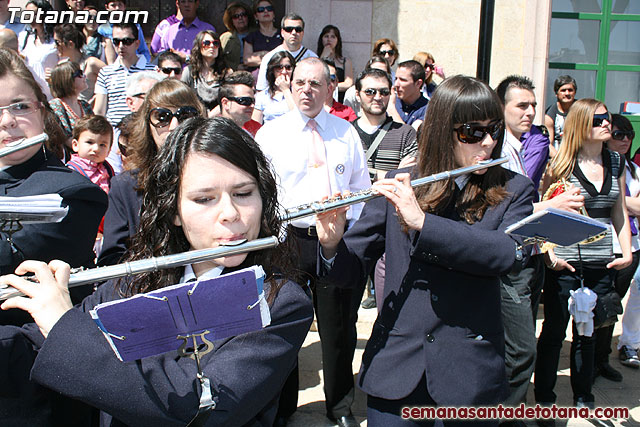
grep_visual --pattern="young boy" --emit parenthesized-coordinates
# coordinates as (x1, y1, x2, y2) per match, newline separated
(67, 115, 114, 192)
(67, 115, 114, 245)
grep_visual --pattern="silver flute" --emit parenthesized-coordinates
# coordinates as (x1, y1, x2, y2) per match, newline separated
(0, 133, 49, 158)
(281, 157, 509, 222)
(0, 236, 278, 301)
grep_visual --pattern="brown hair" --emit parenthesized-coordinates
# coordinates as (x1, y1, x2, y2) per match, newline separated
(0, 48, 67, 158)
(127, 79, 205, 186)
(414, 75, 508, 224)
(222, 2, 252, 33)
(72, 114, 113, 142)
(49, 60, 81, 99)
(189, 30, 225, 82)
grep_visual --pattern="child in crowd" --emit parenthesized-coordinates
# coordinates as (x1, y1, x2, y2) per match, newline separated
(66, 115, 114, 251)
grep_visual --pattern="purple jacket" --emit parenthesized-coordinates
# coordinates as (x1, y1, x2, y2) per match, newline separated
(521, 125, 550, 194)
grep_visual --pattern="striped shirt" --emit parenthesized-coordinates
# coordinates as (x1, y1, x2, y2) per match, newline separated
(554, 148, 623, 264)
(352, 116, 418, 173)
(95, 55, 156, 126)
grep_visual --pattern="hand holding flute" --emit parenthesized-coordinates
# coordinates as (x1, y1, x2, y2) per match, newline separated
(1, 260, 73, 338)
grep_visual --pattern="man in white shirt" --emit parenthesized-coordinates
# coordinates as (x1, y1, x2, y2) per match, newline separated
(0, 0, 24, 35)
(256, 57, 369, 427)
(255, 13, 316, 92)
(94, 23, 155, 127)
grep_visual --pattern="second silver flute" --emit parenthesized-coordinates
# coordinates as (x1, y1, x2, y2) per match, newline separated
(281, 157, 509, 222)
(0, 236, 278, 302)
(0, 133, 49, 158)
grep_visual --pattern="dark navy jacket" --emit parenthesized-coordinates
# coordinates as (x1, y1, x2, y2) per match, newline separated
(0, 276, 313, 426)
(322, 169, 535, 405)
(98, 169, 142, 266)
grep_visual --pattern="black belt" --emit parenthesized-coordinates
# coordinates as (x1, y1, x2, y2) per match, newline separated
(289, 222, 349, 238)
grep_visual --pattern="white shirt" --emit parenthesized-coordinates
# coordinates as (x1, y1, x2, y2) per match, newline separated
(181, 264, 225, 283)
(255, 108, 371, 228)
(256, 45, 317, 92)
(613, 161, 640, 254)
(501, 131, 527, 176)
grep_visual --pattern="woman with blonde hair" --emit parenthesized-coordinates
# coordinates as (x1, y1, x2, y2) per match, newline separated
(98, 79, 205, 266)
(412, 51, 445, 100)
(535, 98, 632, 409)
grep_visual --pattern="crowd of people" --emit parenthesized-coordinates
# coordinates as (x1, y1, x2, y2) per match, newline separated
(0, 1, 638, 427)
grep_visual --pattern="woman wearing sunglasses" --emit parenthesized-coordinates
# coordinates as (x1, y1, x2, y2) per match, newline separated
(372, 38, 398, 81)
(48, 60, 93, 155)
(53, 23, 107, 107)
(243, 0, 282, 72)
(181, 30, 226, 112)
(593, 114, 640, 377)
(316, 75, 535, 424)
(220, 2, 252, 71)
(98, 79, 205, 267)
(252, 50, 295, 124)
(413, 51, 445, 101)
(0, 117, 313, 426)
(535, 100, 632, 410)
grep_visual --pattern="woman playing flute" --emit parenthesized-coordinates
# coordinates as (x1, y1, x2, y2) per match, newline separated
(316, 75, 535, 426)
(0, 117, 313, 426)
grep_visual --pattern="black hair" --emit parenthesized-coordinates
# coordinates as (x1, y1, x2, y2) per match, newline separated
(495, 75, 535, 105)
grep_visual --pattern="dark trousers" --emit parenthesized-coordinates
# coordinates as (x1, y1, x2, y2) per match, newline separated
(594, 251, 639, 367)
(367, 376, 497, 427)
(500, 254, 544, 405)
(279, 226, 359, 419)
(534, 265, 615, 404)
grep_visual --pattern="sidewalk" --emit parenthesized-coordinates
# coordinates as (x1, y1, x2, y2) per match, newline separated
(288, 292, 640, 427)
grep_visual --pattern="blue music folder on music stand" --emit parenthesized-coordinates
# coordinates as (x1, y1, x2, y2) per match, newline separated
(505, 208, 608, 247)
(90, 265, 270, 362)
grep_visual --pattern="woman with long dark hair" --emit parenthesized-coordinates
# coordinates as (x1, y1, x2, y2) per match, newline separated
(252, 50, 295, 124)
(535, 99, 632, 408)
(181, 30, 227, 112)
(0, 117, 313, 426)
(317, 25, 353, 103)
(98, 79, 206, 266)
(317, 75, 535, 424)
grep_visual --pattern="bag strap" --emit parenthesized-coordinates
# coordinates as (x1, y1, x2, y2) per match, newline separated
(294, 47, 308, 62)
(365, 119, 393, 162)
(67, 160, 90, 179)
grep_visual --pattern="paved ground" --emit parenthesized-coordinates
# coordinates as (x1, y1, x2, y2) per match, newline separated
(287, 292, 640, 427)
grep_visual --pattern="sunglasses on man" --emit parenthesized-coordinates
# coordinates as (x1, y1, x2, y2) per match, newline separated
(362, 87, 391, 97)
(113, 37, 136, 46)
(454, 120, 503, 144)
(149, 106, 199, 128)
(283, 26, 303, 33)
(226, 96, 255, 106)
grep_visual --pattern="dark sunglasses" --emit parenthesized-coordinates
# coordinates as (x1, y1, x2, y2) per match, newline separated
(283, 26, 303, 33)
(113, 37, 136, 46)
(362, 87, 391, 97)
(226, 96, 255, 106)
(592, 112, 611, 127)
(275, 64, 292, 71)
(160, 66, 182, 75)
(424, 63, 434, 70)
(232, 12, 248, 19)
(256, 5, 274, 12)
(201, 39, 220, 48)
(454, 121, 503, 144)
(72, 69, 84, 78)
(379, 49, 395, 56)
(149, 106, 199, 128)
(612, 130, 635, 141)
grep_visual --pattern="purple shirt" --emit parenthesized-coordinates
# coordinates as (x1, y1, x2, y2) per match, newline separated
(520, 125, 550, 194)
(159, 17, 215, 55)
(150, 15, 180, 55)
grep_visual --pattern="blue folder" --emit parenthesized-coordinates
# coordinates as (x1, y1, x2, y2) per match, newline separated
(505, 208, 608, 247)
(90, 266, 270, 362)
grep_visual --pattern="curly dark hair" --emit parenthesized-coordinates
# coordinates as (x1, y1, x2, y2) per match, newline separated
(124, 117, 299, 302)
(266, 50, 294, 96)
(189, 30, 226, 83)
